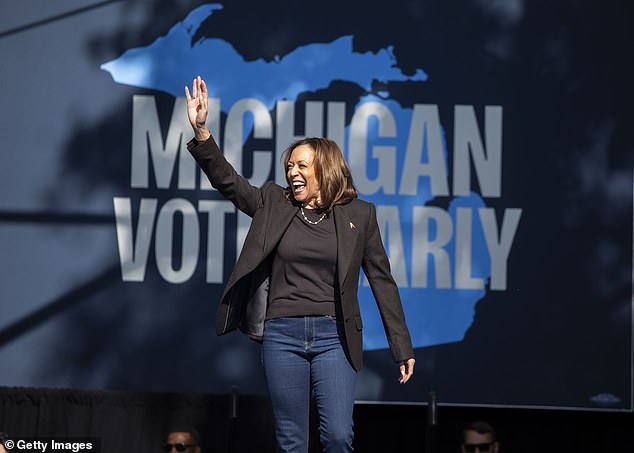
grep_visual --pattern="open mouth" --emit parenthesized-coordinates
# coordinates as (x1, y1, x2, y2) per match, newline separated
(292, 180, 306, 196)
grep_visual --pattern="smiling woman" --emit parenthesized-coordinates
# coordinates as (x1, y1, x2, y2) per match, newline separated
(286, 144, 320, 206)
(184, 76, 415, 452)
(282, 137, 358, 212)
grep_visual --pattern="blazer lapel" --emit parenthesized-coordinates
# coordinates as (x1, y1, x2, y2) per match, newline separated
(263, 199, 298, 255)
(334, 204, 358, 287)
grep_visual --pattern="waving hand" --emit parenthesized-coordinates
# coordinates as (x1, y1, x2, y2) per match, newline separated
(185, 76, 211, 142)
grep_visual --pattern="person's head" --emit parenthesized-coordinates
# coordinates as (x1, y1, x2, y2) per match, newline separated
(0, 432, 10, 452)
(282, 137, 357, 211)
(461, 421, 499, 453)
(163, 428, 201, 453)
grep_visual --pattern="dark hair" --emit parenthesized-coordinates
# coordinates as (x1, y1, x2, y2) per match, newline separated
(462, 421, 497, 442)
(166, 426, 201, 445)
(282, 137, 358, 212)
(1, 432, 12, 451)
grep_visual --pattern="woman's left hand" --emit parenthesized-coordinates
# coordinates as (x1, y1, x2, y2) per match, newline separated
(398, 358, 415, 384)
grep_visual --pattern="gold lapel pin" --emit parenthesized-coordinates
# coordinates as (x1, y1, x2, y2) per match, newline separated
(350, 222, 356, 229)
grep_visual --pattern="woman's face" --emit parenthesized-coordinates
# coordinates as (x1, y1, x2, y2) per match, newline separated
(287, 144, 320, 207)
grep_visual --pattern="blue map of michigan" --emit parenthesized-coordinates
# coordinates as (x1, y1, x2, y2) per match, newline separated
(101, 2, 489, 351)
(101, 3, 427, 107)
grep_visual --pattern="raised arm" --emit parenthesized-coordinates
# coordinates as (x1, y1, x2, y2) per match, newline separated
(185, 77, 263, 217)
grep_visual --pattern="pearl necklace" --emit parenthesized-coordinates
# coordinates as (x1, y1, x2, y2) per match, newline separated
(300, 207, 326, 225)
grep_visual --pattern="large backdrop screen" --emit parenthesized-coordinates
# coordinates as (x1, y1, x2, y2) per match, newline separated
(1, 0, 632, 410)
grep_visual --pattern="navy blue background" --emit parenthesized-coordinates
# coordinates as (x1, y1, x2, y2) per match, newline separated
(0, 0, 631, 410)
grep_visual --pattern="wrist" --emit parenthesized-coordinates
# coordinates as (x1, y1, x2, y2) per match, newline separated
(194, 126, 211, 142)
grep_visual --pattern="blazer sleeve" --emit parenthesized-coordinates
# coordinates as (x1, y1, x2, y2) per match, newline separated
(187, 136, 264, 217)
(361, 203, 415, 363)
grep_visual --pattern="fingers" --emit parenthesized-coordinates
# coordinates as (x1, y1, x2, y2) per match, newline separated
(185, 76, 207, 104)
(398, 358, 415, 384)
(200, 77, 208, 111)
(185, 77, 209, 134)
(398, 364, 410, 384)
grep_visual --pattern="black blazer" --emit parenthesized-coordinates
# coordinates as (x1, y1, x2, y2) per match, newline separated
(188, 137, 414, 371)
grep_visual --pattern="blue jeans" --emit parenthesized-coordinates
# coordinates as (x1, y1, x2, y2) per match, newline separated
(262, 315, 358, 453)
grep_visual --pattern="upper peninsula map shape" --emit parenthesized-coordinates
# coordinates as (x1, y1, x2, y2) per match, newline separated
(101, 3, 427, 108)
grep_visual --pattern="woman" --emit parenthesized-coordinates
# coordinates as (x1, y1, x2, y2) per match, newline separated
(185, 77, 415, 452)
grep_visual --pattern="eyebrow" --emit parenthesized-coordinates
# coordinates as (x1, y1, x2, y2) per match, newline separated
(287, 159, 311, 165)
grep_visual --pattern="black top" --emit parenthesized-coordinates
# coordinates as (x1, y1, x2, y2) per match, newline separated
(188, 135, 415, 370)
(267, 208, 338, 319)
